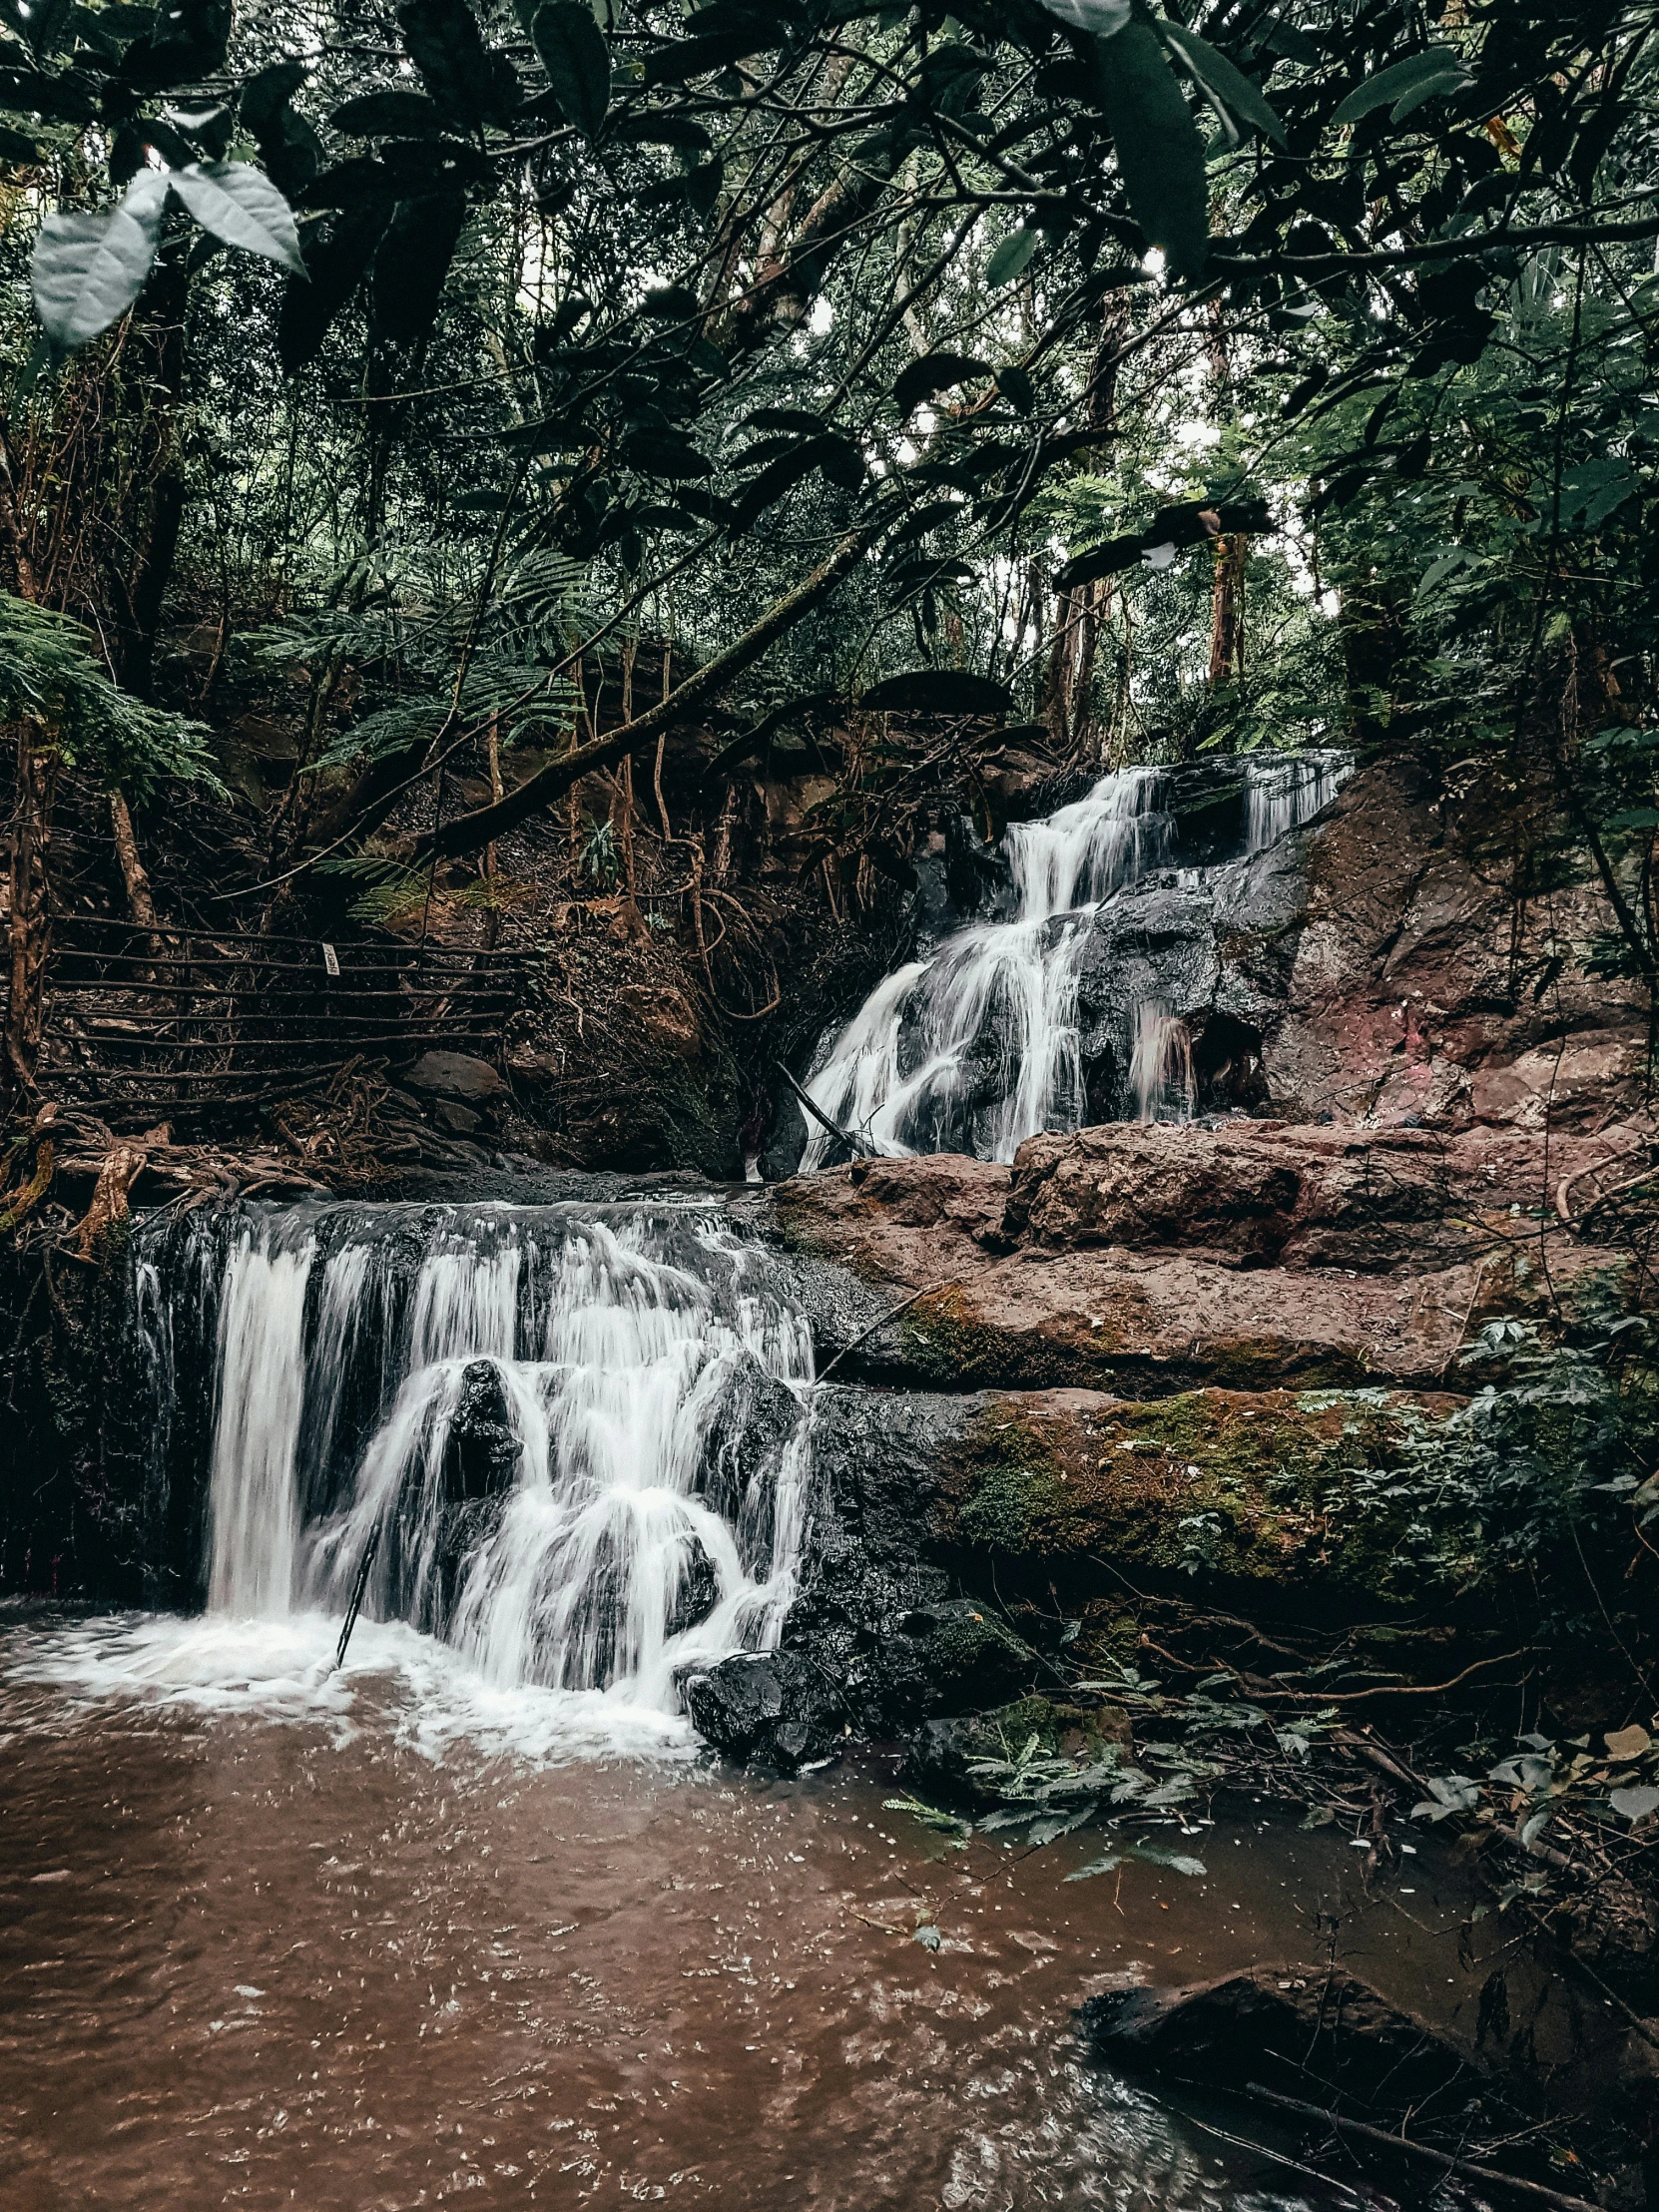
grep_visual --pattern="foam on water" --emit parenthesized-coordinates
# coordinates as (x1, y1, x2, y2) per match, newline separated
(112, 1197, 818, 1760)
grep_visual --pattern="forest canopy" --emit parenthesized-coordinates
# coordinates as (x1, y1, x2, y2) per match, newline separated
(0, 0, 1653, 958)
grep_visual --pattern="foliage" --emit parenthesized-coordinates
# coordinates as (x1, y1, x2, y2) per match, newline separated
(1309, 1294, 1659, 1591)
(0, 593, 221, 799)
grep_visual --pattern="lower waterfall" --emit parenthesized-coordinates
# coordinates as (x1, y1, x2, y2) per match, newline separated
(136, 1200, 816, 1717)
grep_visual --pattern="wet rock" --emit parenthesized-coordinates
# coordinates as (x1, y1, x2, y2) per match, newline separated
(678, 1651, 836, 1770)
(442, 1361, 522, 1501)
(1082, 1968, 1483, 2116)
(906, 1695, 1133, 1806)
(666, 1535, 721, 1637)
(404, 1051, 506, 1102)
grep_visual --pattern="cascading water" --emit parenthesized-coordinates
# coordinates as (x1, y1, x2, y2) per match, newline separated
(803, 770, 1173, 1166)
(136, 1200, 816, 1719)
(803, 749, 1350, 1165)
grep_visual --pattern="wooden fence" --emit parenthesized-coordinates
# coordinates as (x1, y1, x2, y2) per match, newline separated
(29, 914, 525, 1125)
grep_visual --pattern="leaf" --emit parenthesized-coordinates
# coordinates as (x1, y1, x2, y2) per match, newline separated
(1610, 1785, 1659, 1824)
(31, 168, 168, 350)
(1089, 19, 1209, 280)
(1156, 22, 1285, 147)
(1064, 1853, 1125, 1881)
(1041, 0, 1131, 32)
(397, 0, 521, 130)
(894, 350, 990, 415)
(995, 364, 1034, 414)
(331, 90, 447, 138)
(278, 197, 395, 370)
(1128, 1841, 1207, 1876)
(369, 189, 468, 346)
(167, 162, 304, 273)
(623, 427, 713, 479)
(986, 228, 1039, 287)
(532, 1, 610, 143)
(859, 670, 1012, 718)
(1605, 1725, 1652, 1762)
(242, 59, 324, 199)
(1331, 48, 1469, 127)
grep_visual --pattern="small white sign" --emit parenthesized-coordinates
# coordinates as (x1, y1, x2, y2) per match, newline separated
(321, 941, 339, 977)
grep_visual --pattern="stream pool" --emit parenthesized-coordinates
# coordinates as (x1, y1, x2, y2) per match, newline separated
(0, 1607, 1537, 2212)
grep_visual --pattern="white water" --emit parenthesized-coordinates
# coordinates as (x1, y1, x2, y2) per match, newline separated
(803, 769, 1172, 1166)
(1246, 748, 1350, 850)
(140, 1203, 816, 1735)
(803, 752, 1350, 1165)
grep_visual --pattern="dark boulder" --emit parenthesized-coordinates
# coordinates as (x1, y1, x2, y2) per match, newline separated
(1082, 1968, 1483, 2118)
(906, 1694, 1132, 1806)
(442, 1361, 523, 1501)
(666, 1534, 721, 1637)
(678, 1650, 838, 1771)
(404, 1051, 506, 1103)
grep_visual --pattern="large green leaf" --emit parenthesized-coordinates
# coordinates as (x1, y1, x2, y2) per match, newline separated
(242, 60, 323, 199)
(370, 190, 469, 346)
(397, 0, 520, 130)
(894, 349, 990, 415)
(532, 1, 610, 143)
(986, 227, 1039, 287)
(1156, 21, 1285, 147)
(1091, 19, 1209, 279)
(331, 90, 447, 139)
(31, 168, 167, 349)
(1041, 0, 1131, 32)
(860, 670, 1012, 717)
(278, 197, 394, 369)
(168, 162, 304, 272)
(622, 426, 714, 478)
(1331, 48, 1469, 126)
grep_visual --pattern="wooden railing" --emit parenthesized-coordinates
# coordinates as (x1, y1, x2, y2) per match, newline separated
(30, 915, 525, 1123)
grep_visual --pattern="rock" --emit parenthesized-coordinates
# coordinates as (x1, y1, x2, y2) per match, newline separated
(906, 1694, 1133, 1805)
(433, 1099, 482, 1134)
(665, 1535, 721, 1636)
(1082, 1968, 1483, 2115)
(770, 1120, 1642, 1392)
(442, 1361, 523, 1501)
(678, 1650, 836, 1770)
(404, 1051, 506, 1102)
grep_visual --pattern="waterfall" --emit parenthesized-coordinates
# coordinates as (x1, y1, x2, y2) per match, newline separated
(139, 1201, 816, 1717)
(802, 770, 1172, 1167)
(801, 750, 1350, 1167)
(1129, 1004, 1196, 1125)
(1245, 748, 1349, 850)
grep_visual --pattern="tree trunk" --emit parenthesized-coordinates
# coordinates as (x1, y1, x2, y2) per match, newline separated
(6, 722, 58, 1100)
(1207, 534, 1249, 690)
(109, 788, 159, 927)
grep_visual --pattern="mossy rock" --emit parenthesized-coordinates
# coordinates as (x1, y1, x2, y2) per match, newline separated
(906, 1692, 1134, 1807)
(939, 1385, 1473, 1607)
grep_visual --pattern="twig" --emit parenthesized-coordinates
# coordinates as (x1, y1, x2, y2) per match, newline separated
(817, 1283, 945, 1382)
(1241, 2083, 1604, 2212)
(333, 1520, 383, 1672)
(776, 1059, 856, 1152)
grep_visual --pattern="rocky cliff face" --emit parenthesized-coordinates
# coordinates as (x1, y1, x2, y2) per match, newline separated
(677, 751, 1654, 1769)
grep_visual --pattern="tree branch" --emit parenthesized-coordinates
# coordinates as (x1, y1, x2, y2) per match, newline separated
(412, 525, 873, 862)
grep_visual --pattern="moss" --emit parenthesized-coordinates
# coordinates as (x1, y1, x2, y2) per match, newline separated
(942, 1385, 1467, 1606)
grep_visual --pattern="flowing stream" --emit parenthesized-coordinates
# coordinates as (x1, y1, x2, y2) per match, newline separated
(3, 1600, 1532, 2212)
(803, 751, 1350, 1166)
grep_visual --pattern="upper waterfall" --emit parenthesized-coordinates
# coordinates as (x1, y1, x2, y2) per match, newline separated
(802, 749, 1350, 1167)
(137, 1200, 816, 1718)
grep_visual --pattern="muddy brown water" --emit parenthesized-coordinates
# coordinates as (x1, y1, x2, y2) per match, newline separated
(0, 1610, 1614, 2211)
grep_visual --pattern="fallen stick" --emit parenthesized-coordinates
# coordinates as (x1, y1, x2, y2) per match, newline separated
(776, 1061, 857, 1153)
(1242, 2083, 1604, 2212)
(333, 1521, 384, 1671)
(816, 1283, 944, 1382)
